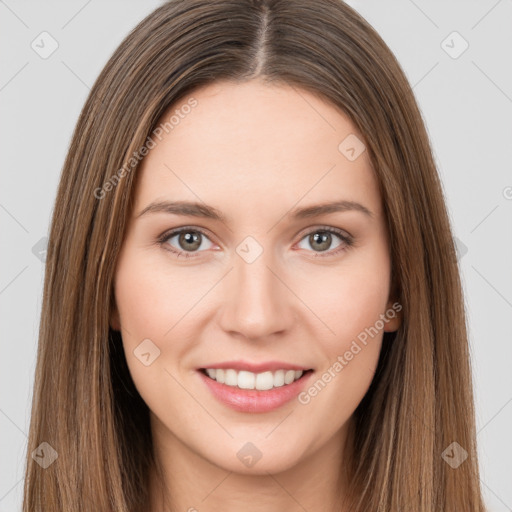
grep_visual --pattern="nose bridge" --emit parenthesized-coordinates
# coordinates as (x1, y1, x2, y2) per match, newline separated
(219, 239, 294, 339)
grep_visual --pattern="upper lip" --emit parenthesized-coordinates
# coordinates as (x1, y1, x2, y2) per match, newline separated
(199, 360, 313, 373)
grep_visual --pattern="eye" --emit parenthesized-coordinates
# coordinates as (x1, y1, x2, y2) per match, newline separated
(158, 225, 354, 260)
(158, 227, 215, 259)
(296, 227, 354, 258)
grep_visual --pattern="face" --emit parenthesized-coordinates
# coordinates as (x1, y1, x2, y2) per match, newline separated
(111, 79, 401, 476)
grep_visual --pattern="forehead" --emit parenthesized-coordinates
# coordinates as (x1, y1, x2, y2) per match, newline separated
(133, 80, 382, 221)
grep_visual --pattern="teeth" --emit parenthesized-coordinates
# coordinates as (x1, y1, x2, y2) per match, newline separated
(204, 368, 305, 390)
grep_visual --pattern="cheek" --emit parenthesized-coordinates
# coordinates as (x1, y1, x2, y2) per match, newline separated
(113, 251, 185, 409)
(114, 250, 191, 338)
(326, 274, 389, 345)
(113, 248, 214, 380)
(314, 277, 385, 395)
(298, 246, 391, 344)
(295, 245, 390, 403)
(297, 272, 388, 424)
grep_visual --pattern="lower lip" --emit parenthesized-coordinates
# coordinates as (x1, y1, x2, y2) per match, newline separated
(197, 369, 314, 413)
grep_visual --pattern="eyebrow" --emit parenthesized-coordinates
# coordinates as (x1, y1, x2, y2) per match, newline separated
(136, 199, 373, 222)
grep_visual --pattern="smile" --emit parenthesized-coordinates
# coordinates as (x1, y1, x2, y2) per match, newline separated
(201, 368, 307, 390)
(197, 368, 314, 413)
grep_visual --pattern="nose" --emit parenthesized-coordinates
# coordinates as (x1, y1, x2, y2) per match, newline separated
(217, 247, 296, 341)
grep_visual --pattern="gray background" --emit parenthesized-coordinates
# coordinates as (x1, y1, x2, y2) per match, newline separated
(1, 0, 511, 510)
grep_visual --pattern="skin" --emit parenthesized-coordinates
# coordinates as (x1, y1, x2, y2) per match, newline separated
(111, 79, 401, 512)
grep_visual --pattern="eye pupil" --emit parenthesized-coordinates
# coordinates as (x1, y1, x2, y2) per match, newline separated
(310, 232, 331, 252)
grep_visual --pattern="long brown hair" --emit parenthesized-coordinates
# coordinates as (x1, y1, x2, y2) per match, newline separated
(23, 1, 487, 510)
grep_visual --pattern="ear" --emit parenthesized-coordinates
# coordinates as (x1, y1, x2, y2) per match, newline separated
(384, 270, 402, 332)
(383, 298, 402, 332)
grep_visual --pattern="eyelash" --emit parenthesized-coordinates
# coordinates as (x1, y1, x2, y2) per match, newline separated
(157, 225, 354, 260)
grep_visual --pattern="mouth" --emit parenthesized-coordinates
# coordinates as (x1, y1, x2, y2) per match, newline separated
(197, 367, 314, 413)
(198, 367, 314, 391)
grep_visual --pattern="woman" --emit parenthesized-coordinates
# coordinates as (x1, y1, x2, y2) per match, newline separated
(23, 0, 487, 510)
